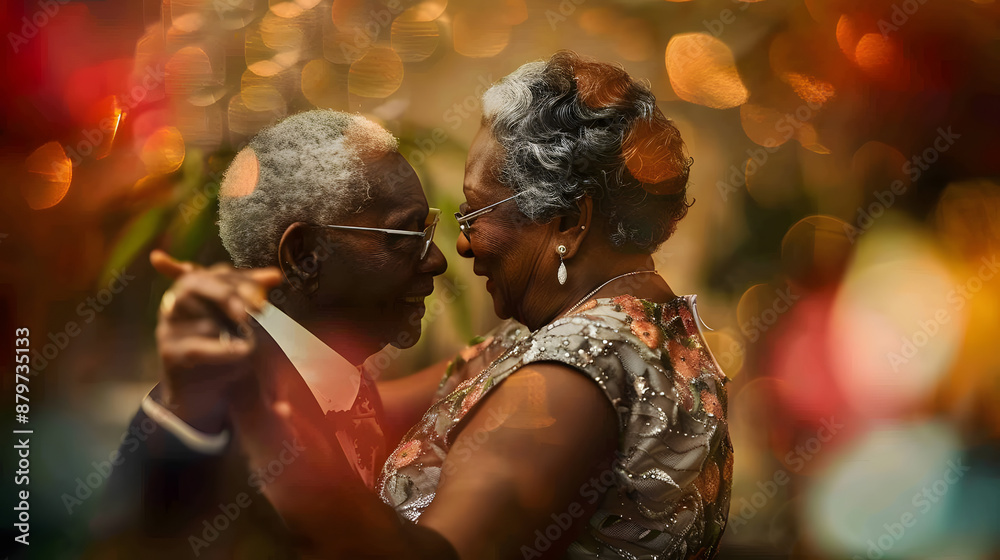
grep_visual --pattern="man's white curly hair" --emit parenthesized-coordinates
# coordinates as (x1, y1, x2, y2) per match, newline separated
(218, 110, 398, 268)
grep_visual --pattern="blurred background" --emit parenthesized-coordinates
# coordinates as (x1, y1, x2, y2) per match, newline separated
(1, 0, 999, 558)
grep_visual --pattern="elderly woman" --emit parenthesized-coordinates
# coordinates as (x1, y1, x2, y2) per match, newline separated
(246, 52, 732, 560)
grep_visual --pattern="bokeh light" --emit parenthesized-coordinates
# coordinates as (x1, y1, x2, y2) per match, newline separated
(665, 33, 749, 109)
(22, 142, 73, 210)
(141, 126, 186, 176)
(348, 47, 404, 98)
(830, 223, 965, 418)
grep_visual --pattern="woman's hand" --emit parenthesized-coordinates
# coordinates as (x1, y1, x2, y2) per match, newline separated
(152, 250, 283, 432)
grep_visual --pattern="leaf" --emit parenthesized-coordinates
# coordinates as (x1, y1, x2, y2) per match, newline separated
(99, 207, 167, 287)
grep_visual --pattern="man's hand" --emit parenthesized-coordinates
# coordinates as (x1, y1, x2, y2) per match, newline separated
(152, 250, 283, 432)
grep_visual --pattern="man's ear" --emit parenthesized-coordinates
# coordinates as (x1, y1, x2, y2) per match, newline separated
(278, 222, 320, 295)
(555, 196, 594, 259)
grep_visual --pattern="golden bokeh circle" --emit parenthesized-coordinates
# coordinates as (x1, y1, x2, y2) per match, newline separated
(665, 33, 749, 109)
(141, 127, 186, 176)
(348, 47, 404, 98)
(22, 142, 72, 210)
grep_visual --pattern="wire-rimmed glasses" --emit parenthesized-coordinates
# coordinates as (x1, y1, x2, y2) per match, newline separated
(316, 208, 441, 260)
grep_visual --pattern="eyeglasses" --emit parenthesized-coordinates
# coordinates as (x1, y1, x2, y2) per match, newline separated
(454, 193, 523, 241)
(315, 208, 441, 260)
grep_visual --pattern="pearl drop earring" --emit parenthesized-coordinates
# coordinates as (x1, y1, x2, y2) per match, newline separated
(556, 245, 568, 285)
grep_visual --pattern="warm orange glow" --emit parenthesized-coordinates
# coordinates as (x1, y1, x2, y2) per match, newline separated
(702, 329, 744, 378)
(220, 149, 260, 198)
(796, 122, 830, 154)
(781, 215, 853, 287)
(301, 59, 348, 108)
(854, 33, 908, 88)
(228, 93, 289, 136)
(396, 0, 448, 22)
(611, 18, 656, 62)
(453, 10, 511, 58)
(246, 15, 303, 76)
(166, 46, 219, 97)
(665, 33, 749, 109)
(835, 14, 860, 63)
(349, 47, 404, 98)
(498, 0, 528, 25)
(269, 1, 305, 19)
(331, 0, 369, 31)
(173, 104, 224, 151)
(855, 33, 895, 73)
(740, 103, 828, 154)
(578, 7, 619, 36)
(391, 19, 441, 62)
(141, 127, 186, 176)
(781, 72, 836, 106)
(92, 95, 123, 160)
(242, 85, 286, 112)
(740, 104, 791, 148)
(23, 142, 73, 210)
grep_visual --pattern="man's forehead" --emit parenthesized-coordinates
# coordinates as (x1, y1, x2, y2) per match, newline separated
(366, 152, 426, 214)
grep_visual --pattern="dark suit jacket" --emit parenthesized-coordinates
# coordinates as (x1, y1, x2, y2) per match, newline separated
(87, 370, 386, 560)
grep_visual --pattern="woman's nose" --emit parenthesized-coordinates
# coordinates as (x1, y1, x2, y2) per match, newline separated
(456, 233, 474, 259)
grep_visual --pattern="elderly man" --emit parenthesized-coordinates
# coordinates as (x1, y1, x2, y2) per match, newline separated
(90, 110, 452, 558)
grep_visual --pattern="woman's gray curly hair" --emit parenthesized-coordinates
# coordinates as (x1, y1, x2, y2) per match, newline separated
(218, 110, 398, 268)
(481, 51, 693, 253)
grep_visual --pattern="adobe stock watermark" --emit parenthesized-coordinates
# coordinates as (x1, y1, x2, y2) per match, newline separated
(60, 414, 160, 515)
(844, 126, 960, 243)
(716, 97, 830, 202)
(189, 438, 304, 556)
(852, 458, 970, 560)
(545, 0, 586, 30)
(521, 467, 619, 559)
(878, 0, 931, 38)
(64, 64, 166, 168)
(715, 286, 799, 372)
(702, 0, 754, 39)
(887, 254, 998, 372)
(729, 417, 844, 533)
(180, 164, 228, 224)
(443, 405, 513, 477)
(7, 0, 70, 53)
(30, 269, 137, 374)
(333, 0, 405, 62)
(398, 72, 494, 170)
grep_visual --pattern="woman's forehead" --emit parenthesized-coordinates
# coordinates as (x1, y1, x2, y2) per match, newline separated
(464, 130, 507, 200)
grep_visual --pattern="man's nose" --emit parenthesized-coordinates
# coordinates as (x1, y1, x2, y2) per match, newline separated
(420, 242, 449, 276)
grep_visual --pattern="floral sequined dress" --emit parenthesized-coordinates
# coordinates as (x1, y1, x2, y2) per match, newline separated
(378, 295, 733, 559)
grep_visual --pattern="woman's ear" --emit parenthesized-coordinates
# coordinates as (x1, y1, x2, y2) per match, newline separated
(556, 196, 593, 259)
(278, 222, 321, 295)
